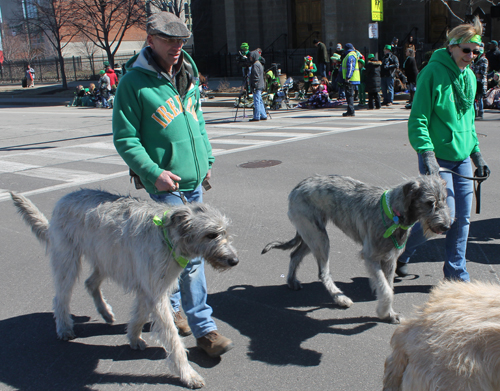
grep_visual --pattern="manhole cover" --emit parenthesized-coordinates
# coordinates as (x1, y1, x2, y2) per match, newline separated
(238, 160, 282, 168)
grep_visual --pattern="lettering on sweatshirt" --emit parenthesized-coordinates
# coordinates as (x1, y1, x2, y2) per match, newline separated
(151, 95, 198, 128)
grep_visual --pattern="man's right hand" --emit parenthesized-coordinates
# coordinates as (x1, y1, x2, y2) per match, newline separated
(155, 170, 182, 192)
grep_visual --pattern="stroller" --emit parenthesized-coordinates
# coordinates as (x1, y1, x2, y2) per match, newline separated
(270, 77, 295, 110)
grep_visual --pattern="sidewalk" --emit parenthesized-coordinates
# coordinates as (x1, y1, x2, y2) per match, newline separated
(0, 77, 409, 108)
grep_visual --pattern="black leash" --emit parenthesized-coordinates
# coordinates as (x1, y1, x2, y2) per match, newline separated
(438, 167, 490, 214)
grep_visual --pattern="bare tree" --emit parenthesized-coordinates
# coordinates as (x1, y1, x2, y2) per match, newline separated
(12, 0, 81, 89)
(421, 0, 500, 22)
(73, 0, 146, 68)
(76, 34, 100, 75)
(148, 0, 185, 17)
(0, 27, 43, 63)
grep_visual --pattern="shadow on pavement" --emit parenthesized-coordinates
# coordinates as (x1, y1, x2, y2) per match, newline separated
(0, 313, 190, 390)
(209, 280, 383, 367)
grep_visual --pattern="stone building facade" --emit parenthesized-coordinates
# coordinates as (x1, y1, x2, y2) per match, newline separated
(192, 0, 500, 75)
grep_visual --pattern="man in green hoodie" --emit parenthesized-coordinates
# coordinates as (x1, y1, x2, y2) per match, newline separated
(112, 11, 233, 358)
(396, 17, 490, 282)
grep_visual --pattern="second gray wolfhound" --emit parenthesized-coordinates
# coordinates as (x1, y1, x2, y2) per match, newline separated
(262, 175, 451, 323)
(383, 280, 500, 391)
(11, 189, 239, 389)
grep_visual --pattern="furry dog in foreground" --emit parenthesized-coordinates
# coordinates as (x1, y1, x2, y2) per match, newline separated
(383, 280, 500, 391)
(11, 189, 239, 389)
(262, 175, 451, 324)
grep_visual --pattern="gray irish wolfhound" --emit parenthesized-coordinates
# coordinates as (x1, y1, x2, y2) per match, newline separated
(11, 189, 239, 389)
(383, 280, 500, 391)
(262, 175, 451, 324)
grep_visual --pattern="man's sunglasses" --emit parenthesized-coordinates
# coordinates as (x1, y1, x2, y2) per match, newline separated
(154, 35, 188, 45)
(458, 45, 480, 55)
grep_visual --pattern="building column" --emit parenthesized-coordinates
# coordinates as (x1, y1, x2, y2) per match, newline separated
(225, 0, 238, 52)
(323, 0, 338, 52)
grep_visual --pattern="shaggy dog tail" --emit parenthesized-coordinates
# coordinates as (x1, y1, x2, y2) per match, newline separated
(10, 192, 50, 244)
(261, 232, 303, 254)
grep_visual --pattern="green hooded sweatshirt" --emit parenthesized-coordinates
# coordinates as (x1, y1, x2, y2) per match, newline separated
(113, 48, 214, 194)
(408, 48, 480, 161)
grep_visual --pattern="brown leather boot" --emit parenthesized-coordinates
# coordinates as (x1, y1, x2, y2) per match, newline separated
(196, 331, 234, 358)
(173, 311, 192, 337)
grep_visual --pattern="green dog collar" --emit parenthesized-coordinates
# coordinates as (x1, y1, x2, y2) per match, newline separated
(153, 211, 189, 268)
(380, 191, 414, 249)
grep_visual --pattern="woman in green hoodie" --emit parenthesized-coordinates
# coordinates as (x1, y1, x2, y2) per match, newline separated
(396, 17, 490, 282)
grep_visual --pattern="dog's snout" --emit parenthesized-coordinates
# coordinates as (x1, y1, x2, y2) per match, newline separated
(440, 224, 451, 233)
(228, 257, 239, 267)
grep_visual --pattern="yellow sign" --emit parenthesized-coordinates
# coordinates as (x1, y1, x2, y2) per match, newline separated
(372, 0, 383, 22)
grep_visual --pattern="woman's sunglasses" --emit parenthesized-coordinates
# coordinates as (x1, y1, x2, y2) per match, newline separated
(459, 45, 481, 55)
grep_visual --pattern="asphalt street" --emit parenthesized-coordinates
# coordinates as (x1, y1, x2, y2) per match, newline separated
(1, 103, 499, 391)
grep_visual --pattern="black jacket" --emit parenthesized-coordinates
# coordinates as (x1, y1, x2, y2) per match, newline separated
(365, 60, 382, 92)
(316, 42, 329, 64)
(486, 48, 500, 72)
(381, 52, 399, 78)
(403, 56, 418, 84)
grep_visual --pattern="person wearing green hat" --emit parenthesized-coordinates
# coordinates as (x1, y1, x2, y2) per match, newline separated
(395, 17, 490, 282)
(97, 69, 111, 108)
(365, 54, 382, 109)
(237, 42, 251, 89)
(357, 58, 366, 106)
(381, 44, 399, 105)
(330, 53, 342, 96)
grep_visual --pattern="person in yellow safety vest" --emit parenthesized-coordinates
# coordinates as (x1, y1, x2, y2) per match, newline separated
(342, 43, 360, 117)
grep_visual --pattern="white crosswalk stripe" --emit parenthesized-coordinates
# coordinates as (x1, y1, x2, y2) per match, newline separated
(0, 107, 410, 201)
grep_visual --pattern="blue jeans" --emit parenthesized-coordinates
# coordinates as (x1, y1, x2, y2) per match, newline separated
(317, 63, 327, 78)
(150, 185, 217, 338)
(398, 155, 474, 281)
(252, 89, 267, 120)
(381, 77, 394, 104)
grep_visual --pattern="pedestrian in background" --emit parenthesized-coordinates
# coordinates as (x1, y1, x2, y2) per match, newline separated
(473, 43, 488, 120)
(25, 64, 35, 88)
(403, 47, 418, 109)
(301, 55, 317, 95)
(313, 39, 329, 78)
(342, 43, 360, 117)
(485, 40, 500, 72)
(113, 11, 234, 358)
(357, 57, 366, 107)
(381, 44, 399, 106)
(249, 50, 268, 122)
(365, 54, 382, 110)
(396, 17, 490, 282)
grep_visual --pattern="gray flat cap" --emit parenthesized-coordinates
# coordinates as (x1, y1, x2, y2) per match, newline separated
(147, 11, 191, 39)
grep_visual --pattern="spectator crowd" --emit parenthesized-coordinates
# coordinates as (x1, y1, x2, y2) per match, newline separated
(232, 33, 500, 119)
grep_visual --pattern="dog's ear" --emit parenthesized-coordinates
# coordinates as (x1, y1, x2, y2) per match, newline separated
(168, 207, 193, 238)
(402, 179, 420, 215)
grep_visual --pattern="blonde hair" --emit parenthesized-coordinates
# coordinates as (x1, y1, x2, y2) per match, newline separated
(446, 16, 483, 46)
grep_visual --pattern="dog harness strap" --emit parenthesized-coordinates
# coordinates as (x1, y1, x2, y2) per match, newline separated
(380, 191, 413, 250)
(153, 212, 189, 268)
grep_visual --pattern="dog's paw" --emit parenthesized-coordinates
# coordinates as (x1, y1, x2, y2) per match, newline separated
(287, 279, 302, 291)
(182, 370, 205, 389)
(58, 329, 76, 341)
(381, 313, 401, 324)
(130, 337, 148, 351)
(101, 311, 115, 324)
(334, 294, 353, 308)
